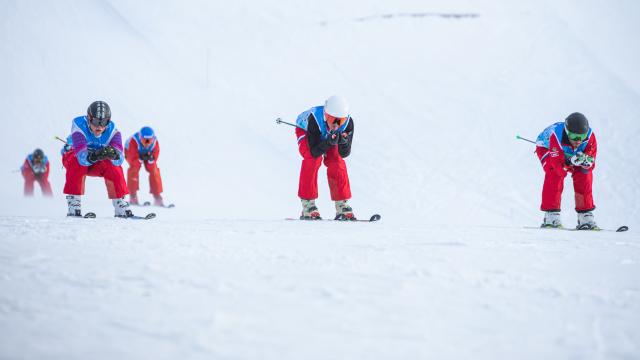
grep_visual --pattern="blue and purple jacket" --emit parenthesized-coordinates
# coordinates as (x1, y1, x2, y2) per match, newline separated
(66, 116, 124, 167)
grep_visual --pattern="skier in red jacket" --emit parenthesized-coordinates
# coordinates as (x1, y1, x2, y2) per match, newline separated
(21, 148, 53, 197)
(125, 126, 165, 206)
(535, 112, 597, 229)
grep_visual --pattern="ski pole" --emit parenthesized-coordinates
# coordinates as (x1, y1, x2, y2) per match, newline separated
(517, 134, 572, 158)
(55, 136, 68, 144)
(516, 134, 536, 145)
(275, 118, 304, 130)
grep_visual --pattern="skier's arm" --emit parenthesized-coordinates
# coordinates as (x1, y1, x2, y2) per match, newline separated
(21, 159, 30, 176)
(338, 119, 354, 158)
(149, 141, 160, 164)
(536, 138, 566, 176)
(574, 132, 597, 170)
(125, 138, 139, 164)
(44, 161, 50, 179)
(71, 132, 92, 166)
(583, 133, 597, 161)
(307, 115, 331, 158)
(108, 132, 125, 166)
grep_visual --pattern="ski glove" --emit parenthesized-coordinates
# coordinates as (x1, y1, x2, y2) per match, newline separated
(326, 130, 340, 146)
(88, 146, 119, 163)
(570, 152, 594, 168)
(140, 152, 154, 161)
(102, 146, 120, 161)
(338, 131, 351, 145)
(87, 149, 104, 163)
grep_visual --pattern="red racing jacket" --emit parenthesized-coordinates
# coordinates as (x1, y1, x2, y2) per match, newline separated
(535, 122, 597, 175)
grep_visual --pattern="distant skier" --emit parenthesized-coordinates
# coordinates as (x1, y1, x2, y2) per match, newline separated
(125, 126, 165, 206)
(535, 112, 597, 229)
(62, 101, 135, 218)
(294, 95, 355, 220)
(21, 148, 53, 197)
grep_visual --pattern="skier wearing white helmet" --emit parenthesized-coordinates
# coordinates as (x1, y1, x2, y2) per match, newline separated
(294, 95, 356, 220)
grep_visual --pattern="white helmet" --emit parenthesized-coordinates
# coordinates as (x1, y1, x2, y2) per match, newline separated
(324, 95, 350, 118)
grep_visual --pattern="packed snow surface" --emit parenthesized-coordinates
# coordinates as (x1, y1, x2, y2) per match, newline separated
(1, 0, 639, 359)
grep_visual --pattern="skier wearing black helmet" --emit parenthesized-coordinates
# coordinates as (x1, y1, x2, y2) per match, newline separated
(21, 148, 53, 196)
(61, 101, 136, 218)
(534, 112, 598, 229)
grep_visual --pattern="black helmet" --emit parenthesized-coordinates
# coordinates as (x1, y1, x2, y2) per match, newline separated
(87, 101, 111, 127)
(564, 112, 589, 135)
(33, 148, 44, 161)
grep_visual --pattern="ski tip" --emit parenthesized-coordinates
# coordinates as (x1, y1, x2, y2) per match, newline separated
(145, 213, 156, 220)
(167, 204, 176, 208)
(616, 225, 629, 232)
(84, 212, 96, 218)
(369, 214, 382, 222)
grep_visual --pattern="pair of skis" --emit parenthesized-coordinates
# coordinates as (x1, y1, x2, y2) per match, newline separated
(73, 212, 156, 220)
(131, 201, 176, 209)
(143, 201, 175, 208)
(286, 214, 382, 222)
(525, 225, 629, 232)
(285, 214, 629, 232)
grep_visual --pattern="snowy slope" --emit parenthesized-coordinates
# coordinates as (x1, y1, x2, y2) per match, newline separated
(1, 0, 640, 359)
(1, 216, 639, 360)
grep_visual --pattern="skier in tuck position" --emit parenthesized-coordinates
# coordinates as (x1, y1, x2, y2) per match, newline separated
(21, 148, 53, 197)
(62, 101, 135, 218)
(125, 126, 165, 206)
(295, 95, 356, 220)
(535, 112, 597, 229)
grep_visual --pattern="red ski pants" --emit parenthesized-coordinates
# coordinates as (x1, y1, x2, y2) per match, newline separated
(297, 136, 351, 201)
(538, 164, 595, 213)
(126, 160, 163, 196)
(22, 171, 52, 196)
(540, 168, 594, 212)
(63, 151, 128, 199)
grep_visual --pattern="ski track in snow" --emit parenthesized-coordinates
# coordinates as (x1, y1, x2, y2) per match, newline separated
(1, 216, 639, 359)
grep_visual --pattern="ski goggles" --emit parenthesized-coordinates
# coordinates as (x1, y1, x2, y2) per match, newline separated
(566, 129, 588, 142)
(141, 137, 154, 146)
(326, 114, 348, 126)
(88, 114, 110, 127)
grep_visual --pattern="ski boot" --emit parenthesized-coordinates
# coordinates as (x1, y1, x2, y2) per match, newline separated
(334, 200, 356, 221)
(577, 211, 598, 230)
(129, 192, 140, 206)
(66, 195, 82, 217)
(300, 199, 322, 220)
(541, 211, 562, 228)
(153, 194, 164, 207)
(113, 197, 134, 218)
